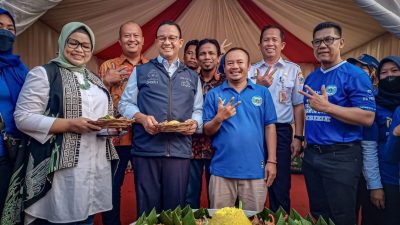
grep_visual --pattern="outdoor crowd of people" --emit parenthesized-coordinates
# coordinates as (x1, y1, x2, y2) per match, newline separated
(0, 7, 399, 225)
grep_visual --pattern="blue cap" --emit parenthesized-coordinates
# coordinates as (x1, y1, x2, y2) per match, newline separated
(347, 54, 379, 71)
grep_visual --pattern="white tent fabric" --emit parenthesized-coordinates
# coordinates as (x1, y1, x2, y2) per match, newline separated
(354, 0, 400, 38)
(0, 0, 61, 34)
(3, 0, 399, 73)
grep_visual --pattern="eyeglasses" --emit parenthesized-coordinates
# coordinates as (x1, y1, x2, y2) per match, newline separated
(157, 35, 179, 43)
(66, 38, 92, 52)
(311, 37, 341, 47)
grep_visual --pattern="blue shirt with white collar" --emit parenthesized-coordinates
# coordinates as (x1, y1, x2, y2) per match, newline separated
(248, 58, 304, 124)
(203, 80, 277, 179)
(303, 61, 376, 145)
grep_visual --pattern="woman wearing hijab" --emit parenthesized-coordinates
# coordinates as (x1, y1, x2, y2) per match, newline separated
(0, 8, 28, 218)
(362, 56, 400, 225)
(7, 22, 118, 225)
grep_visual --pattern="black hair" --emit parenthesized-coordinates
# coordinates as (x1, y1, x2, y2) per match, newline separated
(259, 24, 285, 43)
(156, 20, 182, 38)
(313, 21, 342, 38)
(224, 47, 250, 64)
(196, 38, 221, 58)
(184, 39, 199, 53)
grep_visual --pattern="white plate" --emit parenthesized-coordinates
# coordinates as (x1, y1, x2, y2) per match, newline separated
(131, 208, 257, 225)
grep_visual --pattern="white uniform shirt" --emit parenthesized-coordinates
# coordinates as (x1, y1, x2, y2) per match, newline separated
(14, 66, 112, 224)
(248, 58, 304, 123)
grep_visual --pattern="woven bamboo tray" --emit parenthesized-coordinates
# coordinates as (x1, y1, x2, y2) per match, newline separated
(88, 118, 135, 129)
(155, 120, 196, 132)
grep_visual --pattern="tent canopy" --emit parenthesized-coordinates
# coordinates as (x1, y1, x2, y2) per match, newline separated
(2, 0, 399, 69)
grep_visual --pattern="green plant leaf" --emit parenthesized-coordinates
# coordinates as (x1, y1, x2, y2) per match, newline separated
(135, 212, 147, 225)
(315, 216, 328, 225)
(304, 214, 315, 224)
(275, 206, 288, 221)
(182, 205, 191, 217)
(173, 206, 182, 217)
(300, 217, 313, 225)
(328, 219, 335, 225)
(193, 208, 209, 219)
(182, 209, 196, 225)
(159, 210, 173, 225)
(172, 211, 181, 225)
(290, 208, 303, 220)
(256, 208, 275, 221)
(276, 214, 287, 225)
(145, 208, 158, 225)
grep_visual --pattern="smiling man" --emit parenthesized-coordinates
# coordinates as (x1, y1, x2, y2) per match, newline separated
(119, 20, 203, 216)
(248, 25, 305, 212)
(298, 22, 376, 225)
(203, 47, 277, 211)
(98, 21, 148, 225)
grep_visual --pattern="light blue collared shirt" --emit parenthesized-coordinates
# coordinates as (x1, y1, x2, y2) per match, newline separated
(118, 55, 203, 132)
(248, 58, 304, 123)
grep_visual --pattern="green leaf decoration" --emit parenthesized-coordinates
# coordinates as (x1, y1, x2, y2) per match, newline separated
(135, 212, 147, 225)
(315, 216, 328, 225)
(159, 210, 173, 225)
(173, 206, 182, 217)
(328, 219, 335, 225)
(172, 211, 181, 225)
(300, 217, 313, 225)
(182, 209, 196, 225)
(145, 208, 158, 225)
(182, 205, 191, 216)
(304, 214, 315, 224)
(290, 208, 303, 220)
(275, 206, 288, 221)
(193, 208, 209, 219)
(256, 207, 275, 221)
(276, 213, 287, 225)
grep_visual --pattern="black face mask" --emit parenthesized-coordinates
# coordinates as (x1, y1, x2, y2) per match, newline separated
(379, 76, 400, 93)
(0, 29, 15, 52)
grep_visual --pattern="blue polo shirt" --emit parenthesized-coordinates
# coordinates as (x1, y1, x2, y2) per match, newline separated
(203, 80, 277, 179)
(385, 107, 400, 163)
(363, 105, 400, 186)
(303, 61, 376, 145)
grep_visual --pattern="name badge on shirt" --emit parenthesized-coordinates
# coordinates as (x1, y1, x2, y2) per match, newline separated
(279, 76, 287, 103)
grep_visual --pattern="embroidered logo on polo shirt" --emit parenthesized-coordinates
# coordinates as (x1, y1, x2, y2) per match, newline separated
(251, 96, 263, 106)
(325, 85, 337, 96)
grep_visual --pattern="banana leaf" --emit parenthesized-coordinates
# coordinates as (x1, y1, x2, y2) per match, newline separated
(193, 208, 209, 219)
(276, 213, 286, 225)
(315, 216, 328, 225)
(290, 208, 303, 221)
(275, 206, 288, 221)
(173, 206, 182, 217)
(255, 207, 275, 222)
(135, 212, 147, 225)
(171, 211, 181, 225)
(328, 219, 335, 225)
(159, 210, 173, 225)
(304, 214, 315, 224)
(300, 217, 313, 225)
(145, 208, 158, 225)
(182, 205, 191, 216)
(182, 208, 196, 225)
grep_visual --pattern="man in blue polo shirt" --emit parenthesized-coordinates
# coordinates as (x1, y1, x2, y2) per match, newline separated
(298, 22, 376, 225)
(203, 47, 277, 211)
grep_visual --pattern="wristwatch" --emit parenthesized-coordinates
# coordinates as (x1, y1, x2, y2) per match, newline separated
(294, 135, 305, 142)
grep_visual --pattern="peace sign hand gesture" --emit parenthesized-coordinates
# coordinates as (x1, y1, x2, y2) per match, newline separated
(255, 67, 277, 87)
(298, 85, 332, 113)
(216, 97, 241, 122)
